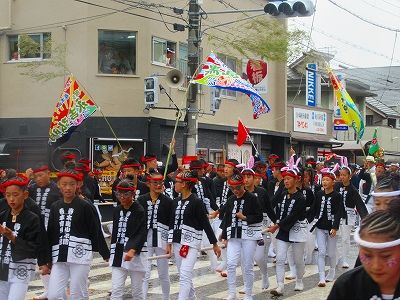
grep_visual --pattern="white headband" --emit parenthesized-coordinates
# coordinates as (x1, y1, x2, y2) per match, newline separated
(371, 190, 400, 197)
(354, 228, 400, 249)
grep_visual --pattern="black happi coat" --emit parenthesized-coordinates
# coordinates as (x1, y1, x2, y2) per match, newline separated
(169, 194, 217, 249)
(0, 198, 50, 266)
(273, 190, 307, 242)
(221, 191, 263, 240)
(191, 177, 218, 213)
(268, 178, 285, 204)
(138, 192, 173, 248)
(83, 198, 110, 260)
(334, 182, 368, 219)
(28, 181, 61, 226)
(109, 202, 146, 268)
(47, 197, 101, 264)
(327, 266, 400, 300)
(253, 186, 277, 224)
(309, 190, 344, 231)
(0, 208, 41, 282)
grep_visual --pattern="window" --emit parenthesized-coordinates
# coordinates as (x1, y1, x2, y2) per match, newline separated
(178, 43, 188, 86)
(366, 115, 373, 126)
(388, 118, 396, 128)
(98, 30, 136, 75)
(8, 33, 51, 61)
(152, 37, 176, 67)
(218, 54, 237, 98)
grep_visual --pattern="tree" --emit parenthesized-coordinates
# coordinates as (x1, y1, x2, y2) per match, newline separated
(17, 34, 67, 82)
(208, 17, 315, 66)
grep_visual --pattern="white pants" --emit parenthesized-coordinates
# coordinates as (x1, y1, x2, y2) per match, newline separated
(212, 218, 227, 271)
(111, 267, 145, 300)
(202, 219, 219, 271)
(254, 235, 270, 278)
(316, 229, 337, 281)
(339, 224, 352, 265)
(0, 281, 29, 300)
(173, 243, 199, 300)
(227, 238, 257, 299)
(143, 246, 170, 300)
(275, 239, 305, 285)
(304, 228, 316, 264)
(47, 262, 90, 300)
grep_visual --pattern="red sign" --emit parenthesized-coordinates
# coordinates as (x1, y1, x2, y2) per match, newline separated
(246, 59, 267, 85)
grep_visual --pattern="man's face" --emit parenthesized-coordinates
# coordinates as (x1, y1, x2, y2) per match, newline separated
(33, 171, 50, 188)
(147, 159, 158, 170)
(272, 167, 281, 178)
(243, 174, 255, 189)
(376, 166, 385, 178)
(122, 167, 140, 178)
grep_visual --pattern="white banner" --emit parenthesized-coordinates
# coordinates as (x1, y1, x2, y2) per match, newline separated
(293, 107, 327, 135)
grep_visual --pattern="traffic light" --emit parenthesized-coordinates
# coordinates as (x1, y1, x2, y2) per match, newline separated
(144, 77, 159, 106)
(210, 88, 221, 112)
(264, 0, 315, 17)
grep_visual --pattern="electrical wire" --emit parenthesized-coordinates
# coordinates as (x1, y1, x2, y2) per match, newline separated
(71, 0, 176, 25)
(327, 0, 400, 32)
(360, 0, 400, 18)
(379, 31, 398, 102)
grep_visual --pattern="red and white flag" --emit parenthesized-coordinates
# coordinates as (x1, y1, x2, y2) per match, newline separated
(237, 120, 249, 147)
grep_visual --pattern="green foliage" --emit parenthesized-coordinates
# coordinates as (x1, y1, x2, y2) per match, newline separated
(208, 17, 308, 63)
(17, 34, 67, 82)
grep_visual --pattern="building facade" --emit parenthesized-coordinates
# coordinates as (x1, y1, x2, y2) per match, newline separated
(0, 0, 288, 171)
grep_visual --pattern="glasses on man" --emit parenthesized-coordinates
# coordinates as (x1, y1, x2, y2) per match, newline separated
(116, 191, 134, 198)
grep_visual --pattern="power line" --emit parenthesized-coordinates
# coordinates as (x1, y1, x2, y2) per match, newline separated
(71, 0, 176, 25)
(360, 0, 400, 18)
(327, 0, 400, 32)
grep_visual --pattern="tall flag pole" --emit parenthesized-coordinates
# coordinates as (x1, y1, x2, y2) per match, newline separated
(192, 53, 271, 119)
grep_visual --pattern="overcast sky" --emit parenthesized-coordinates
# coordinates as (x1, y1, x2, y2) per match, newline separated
(289, 0, 400, 68)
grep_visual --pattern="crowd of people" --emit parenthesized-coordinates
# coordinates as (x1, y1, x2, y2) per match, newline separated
(0, 146, 398, 300)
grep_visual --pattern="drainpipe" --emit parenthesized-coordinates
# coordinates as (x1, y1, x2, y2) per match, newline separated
(0, 0, 12, 32)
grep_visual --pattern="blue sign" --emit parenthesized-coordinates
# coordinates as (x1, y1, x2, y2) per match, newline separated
(306, 63, 317, 107)
(334, 125, 348, 131)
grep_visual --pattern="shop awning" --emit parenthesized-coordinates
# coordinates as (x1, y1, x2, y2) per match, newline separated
(292, 134, 343, 147)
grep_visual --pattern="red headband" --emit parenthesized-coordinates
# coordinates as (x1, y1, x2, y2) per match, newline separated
(141, 156, 157, 163)
(57, 172, 83, 181)
(322, 172, 336, 180)
(63, 154, 76, 160)
(224, 161, 237, 168)
(282, 170, 299, 179)
(176, 174, 198, 183)
(227, 178, 244, 186)
(269, 154, 279, 159)
(254, 172, 264, 178)
(92, 170, 102, 175)
(79, 159, 91, 165)
(121, 163, 141, 169)
(190, 165, 203, 169)
(217, 167, 225, 171)
(33, 166, 49, 173)
(116, 186, 136, 191)
(376, 163, 386, 168)
(271, 163, 285, 169)
(1, 175, 29, 189)
(146, 175, 164, 182)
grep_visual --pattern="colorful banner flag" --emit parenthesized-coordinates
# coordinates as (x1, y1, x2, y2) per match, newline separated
(49, 76, 97, 144)
(237, 120, 249, 146)
(368, 128, 380, 156)
(192, 53, 271, 119)
(328, 69, 364, 140)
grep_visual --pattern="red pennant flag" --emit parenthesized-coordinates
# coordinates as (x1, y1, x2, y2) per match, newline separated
(237, 120, 249, 147)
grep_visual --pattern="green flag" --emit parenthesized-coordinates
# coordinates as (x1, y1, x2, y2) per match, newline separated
(368, 128, 380, 156)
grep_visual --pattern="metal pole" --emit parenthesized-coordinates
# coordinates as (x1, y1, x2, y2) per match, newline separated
(185, 0, 200, 155)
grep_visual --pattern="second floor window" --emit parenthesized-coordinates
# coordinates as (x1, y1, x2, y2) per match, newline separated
(152, 37, 176, 67)
(98, 30, 136, 75)
(8, 33, 51, 61)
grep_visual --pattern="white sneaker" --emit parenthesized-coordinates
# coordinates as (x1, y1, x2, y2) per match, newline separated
(262, 274, 270, 290)
(268, 250, 276, 258)
(294, 280, 304, 291)
(33, 292, 47, 300)
(326, 269, 336, 282)
(341, 261, 350, 269)
(239, 289, 246, 294)
(318, 280, 326, 287)
(285, 273, 296, 280)
(270, 283, 284, 296)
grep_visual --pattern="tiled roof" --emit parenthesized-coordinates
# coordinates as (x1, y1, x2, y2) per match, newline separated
(366, 98, 400, 118)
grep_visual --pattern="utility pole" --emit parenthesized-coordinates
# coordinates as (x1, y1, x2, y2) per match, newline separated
(185, 0, 201, 155)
